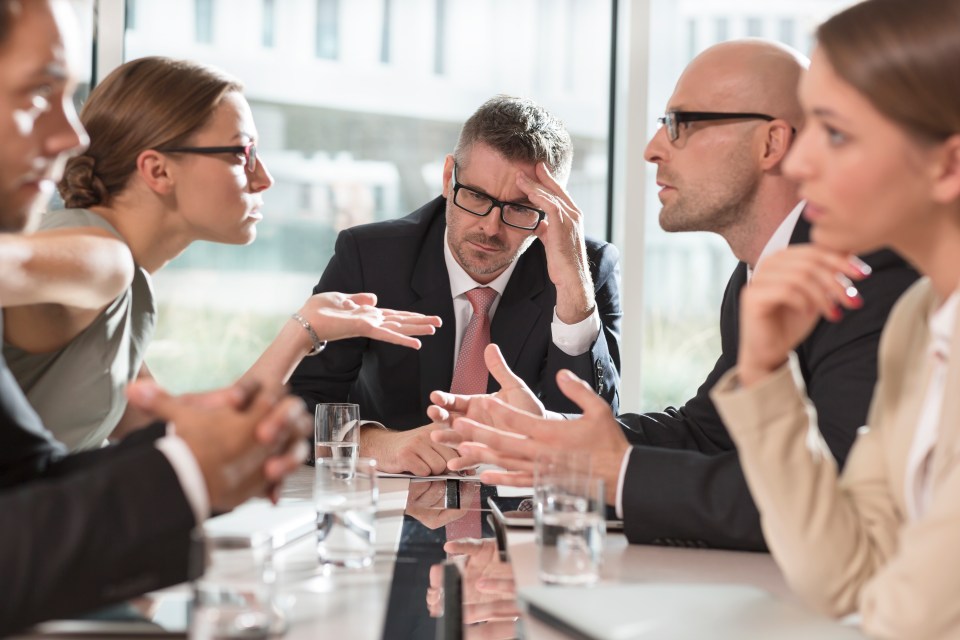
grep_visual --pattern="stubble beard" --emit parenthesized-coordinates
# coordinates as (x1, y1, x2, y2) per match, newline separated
(452, 233, 536, 277)
(658, 171, 761, 237)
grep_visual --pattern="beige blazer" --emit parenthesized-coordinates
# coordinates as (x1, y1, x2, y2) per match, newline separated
(711, 277, 960, 640)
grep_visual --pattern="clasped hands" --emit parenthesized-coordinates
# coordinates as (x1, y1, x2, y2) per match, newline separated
(126, 378, 312, 514)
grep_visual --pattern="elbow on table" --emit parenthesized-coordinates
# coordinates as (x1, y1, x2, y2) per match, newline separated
(859, 589, 959, 640)
(784, 566, 860, 621)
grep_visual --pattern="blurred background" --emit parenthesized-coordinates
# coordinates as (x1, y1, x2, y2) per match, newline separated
(64, 0, 856, 412)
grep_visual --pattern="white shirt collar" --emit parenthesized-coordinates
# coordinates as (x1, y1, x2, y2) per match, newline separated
(443, 228, 519, 298)
(747, 201, 805, 282)
(930, 288, 960, 360)
(756, 201, 805, 268)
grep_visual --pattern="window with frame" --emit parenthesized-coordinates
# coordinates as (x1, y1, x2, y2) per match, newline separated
(118, 0, 612, 393)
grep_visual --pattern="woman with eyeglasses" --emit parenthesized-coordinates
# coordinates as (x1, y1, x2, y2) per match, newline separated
(708, 0, 960, 637)
(1, 56, 440, 451)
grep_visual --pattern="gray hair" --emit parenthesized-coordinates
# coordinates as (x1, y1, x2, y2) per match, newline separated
(453, 95, 573, 182)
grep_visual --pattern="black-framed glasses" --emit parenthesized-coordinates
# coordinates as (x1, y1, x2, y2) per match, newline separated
(451, 165, 546, 231)
(154, 142, 258, 173)
(657, 111, 778, 142)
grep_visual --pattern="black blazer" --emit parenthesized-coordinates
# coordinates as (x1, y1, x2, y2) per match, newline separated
(619, 217, 919, 551)
(290, 196, 623, 428)
(0, 333, 199, 634)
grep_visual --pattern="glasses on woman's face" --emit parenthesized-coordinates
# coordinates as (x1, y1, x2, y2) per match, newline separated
(154, 142, 259, 173)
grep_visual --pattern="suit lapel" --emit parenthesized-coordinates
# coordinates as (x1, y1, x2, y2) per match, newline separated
(719, 263, 747, 358)
(490, 243, 547, 392)
(789, 214, 812, 244)
(411, 203, 457, 402)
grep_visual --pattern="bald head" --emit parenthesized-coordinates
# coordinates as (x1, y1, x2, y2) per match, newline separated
(676, 39, 808, 129)
(645, 39, 808, 264)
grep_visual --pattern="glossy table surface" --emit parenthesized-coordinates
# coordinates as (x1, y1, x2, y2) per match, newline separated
(23, 466, 866, 639)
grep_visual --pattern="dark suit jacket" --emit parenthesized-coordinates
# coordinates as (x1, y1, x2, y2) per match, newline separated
(619, 217, 919, 551)
(0, 325, 199, 634)
(290, 196, 622, 428)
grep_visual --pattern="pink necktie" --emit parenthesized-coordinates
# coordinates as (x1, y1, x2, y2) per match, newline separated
(450, 287, 498, 395)
(446, 287, 496, 540)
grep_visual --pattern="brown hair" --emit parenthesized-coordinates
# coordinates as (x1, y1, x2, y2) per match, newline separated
(59, 56, 243, 208)
(0, 0, 19, 45)
(454, 95, 573, 182)
(817, 0, 960, 141)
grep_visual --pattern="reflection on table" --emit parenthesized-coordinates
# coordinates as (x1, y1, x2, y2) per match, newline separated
(22, 467, 866, 639)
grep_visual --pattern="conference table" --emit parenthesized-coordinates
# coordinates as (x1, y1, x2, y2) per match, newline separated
(25, 466, 867, 639)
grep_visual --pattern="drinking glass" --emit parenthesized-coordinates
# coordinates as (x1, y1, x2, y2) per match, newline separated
(314, 457, 378, 568)
(534, 457, 604, 585)
(314, 402, 360, 463)
(532, 452, 592, 544)
(190, 534, 277, 639)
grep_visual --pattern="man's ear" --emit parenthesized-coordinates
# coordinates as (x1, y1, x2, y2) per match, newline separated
(931, 133, 960, 205)
(759, 120, 795, 171)
(441, 154, 455, 199)
(135, 149, 175, 195)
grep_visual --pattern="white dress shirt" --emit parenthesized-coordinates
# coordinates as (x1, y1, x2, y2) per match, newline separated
(442, 230, 600, 367)
(616, 201, 805, 519)
(746, 200, 805, 282)
(904, 287, 958, 521)
(156, 429, 209, 524)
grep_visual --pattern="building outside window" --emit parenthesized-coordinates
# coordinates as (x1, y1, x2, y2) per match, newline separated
(119, 0, 612, 393)
(80, 0, 861, 412)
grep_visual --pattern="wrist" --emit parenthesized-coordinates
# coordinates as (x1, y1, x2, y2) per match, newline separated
(598, 452, 625, 506)
(358, 423, 391, 453)
(290, 312, 327, 356)
(737, 359, 785, 388)
(555, 298, 595, 325)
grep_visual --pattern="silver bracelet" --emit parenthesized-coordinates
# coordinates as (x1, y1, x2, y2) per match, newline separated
(291, 312, 327, 356)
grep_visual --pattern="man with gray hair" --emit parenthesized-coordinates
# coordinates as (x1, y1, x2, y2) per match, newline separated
(291, 96, 621, 476)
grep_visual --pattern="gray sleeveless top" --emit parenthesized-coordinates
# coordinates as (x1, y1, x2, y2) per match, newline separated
(2, 209, 156, 451)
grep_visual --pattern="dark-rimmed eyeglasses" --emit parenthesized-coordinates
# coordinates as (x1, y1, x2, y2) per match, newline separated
(154, 142, 259, 173)
(657, 111, 779, 142)
(451, 165, 546, 231)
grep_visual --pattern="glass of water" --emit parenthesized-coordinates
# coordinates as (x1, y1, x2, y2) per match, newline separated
(314, 402, 360, 464)
(535, 471, 605, 585)
(190, 534, 277, 639)
(314, 457, 378, 569)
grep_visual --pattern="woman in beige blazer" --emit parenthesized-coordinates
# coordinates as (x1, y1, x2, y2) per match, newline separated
(708, 0, 960, 638)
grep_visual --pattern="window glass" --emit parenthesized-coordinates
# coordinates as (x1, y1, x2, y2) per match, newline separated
(45, 0, 94, 212)
(195, 0, 214, 44)
(639, 0, 858, 411)
(123, 0, 612, 392)
(262, 0, 276, 48)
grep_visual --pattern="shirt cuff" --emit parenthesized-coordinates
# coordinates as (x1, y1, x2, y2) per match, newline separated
(615, 446, 633, 519)
(551, 307, 601, 356)
(155, 424, 210, 525)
